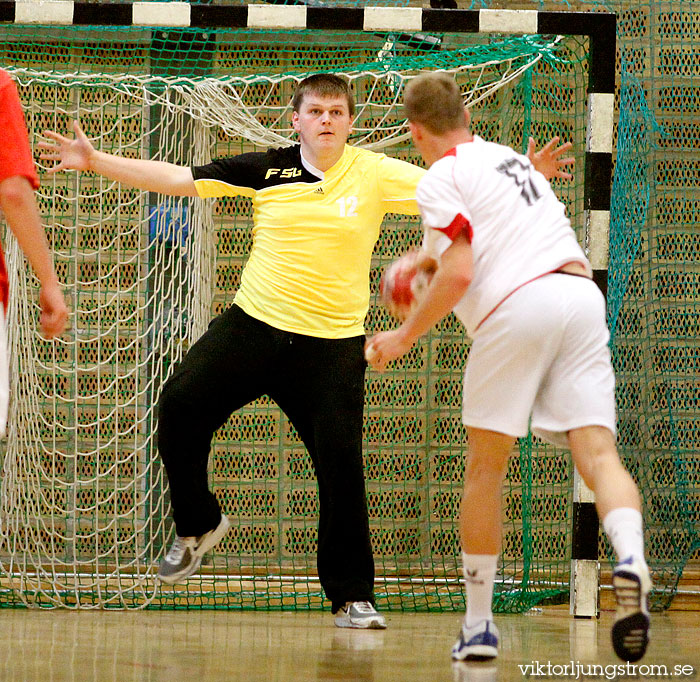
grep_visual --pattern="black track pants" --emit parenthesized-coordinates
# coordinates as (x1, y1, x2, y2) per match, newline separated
(157, 304, 374, 611)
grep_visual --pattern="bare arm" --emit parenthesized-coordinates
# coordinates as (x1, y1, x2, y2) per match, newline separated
(527, 136, 574, 181)
(366, 232, 473, 371)
(39, 121, 198, 197)
(0, 176, 67, 338)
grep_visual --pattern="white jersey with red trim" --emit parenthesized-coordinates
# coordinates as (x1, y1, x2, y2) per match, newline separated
(417, 135, 591, 337)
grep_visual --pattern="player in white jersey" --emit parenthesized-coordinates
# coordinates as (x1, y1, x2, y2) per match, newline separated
(419, 134, 590, 340)
(366, 73, 651, 663)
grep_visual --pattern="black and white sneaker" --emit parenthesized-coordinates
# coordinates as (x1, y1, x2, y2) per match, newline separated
(612, 556, 651, 662)
(157, 515, 231, 585)
(451, 619, 499, 661)
(334, 601, 387, 629)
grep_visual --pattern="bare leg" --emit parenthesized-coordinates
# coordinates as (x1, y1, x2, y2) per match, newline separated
(568, 425, 650, 663)
(460, 427, 515, 554)
(452, 427, 515, 661)
(567, 425, 640, 518)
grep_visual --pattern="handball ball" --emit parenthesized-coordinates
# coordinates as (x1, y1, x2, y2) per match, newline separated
(379, 251, 435, 322)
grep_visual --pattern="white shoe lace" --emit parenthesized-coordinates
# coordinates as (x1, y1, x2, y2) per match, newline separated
(165, 536, 194, 564)
(349, 601, 376, 614)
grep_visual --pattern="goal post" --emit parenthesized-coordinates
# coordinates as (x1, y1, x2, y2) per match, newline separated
(0, 4, 618, 610)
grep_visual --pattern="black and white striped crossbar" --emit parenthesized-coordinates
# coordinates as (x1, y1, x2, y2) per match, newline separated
(1, 3, 615, 90)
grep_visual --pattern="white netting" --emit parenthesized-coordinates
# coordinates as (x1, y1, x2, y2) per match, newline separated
(7, 32, 558, 151)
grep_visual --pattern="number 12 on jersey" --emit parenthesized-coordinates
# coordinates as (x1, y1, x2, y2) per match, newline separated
(336, 196, 358, 217)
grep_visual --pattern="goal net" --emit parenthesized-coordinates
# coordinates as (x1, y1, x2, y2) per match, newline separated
(0, 13, 692, 610)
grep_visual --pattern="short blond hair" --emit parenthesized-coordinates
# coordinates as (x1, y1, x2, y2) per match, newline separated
(403, 72, 467, 134)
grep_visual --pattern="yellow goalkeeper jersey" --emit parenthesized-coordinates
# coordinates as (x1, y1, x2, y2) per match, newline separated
(192, 144, 424, 338)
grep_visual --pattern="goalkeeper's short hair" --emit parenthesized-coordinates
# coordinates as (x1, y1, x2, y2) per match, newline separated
(292, 74, 355, 117)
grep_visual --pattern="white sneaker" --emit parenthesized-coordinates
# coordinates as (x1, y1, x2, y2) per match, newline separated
(334, 601, 387, 629)
(451, 619, 499, 661)
(612, 556, 651, 662)
(157, 515, 231, 585)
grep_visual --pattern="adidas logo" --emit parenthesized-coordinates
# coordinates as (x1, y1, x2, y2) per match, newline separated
(465, 569, 485, 585)
(313, 187, 324, 194)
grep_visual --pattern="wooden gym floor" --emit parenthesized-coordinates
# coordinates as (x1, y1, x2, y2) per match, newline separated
(0, 607, 696, 682)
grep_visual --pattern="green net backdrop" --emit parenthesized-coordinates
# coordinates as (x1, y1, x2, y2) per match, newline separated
(0, 2, 696, 612)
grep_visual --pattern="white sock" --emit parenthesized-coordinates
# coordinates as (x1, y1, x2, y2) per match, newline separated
(602, 507, 645, 563)
(462, 553, 497, 628)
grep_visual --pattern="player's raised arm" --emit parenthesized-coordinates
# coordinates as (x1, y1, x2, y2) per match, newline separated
(39, 120, 198, 197)
(527, 135, 574, 181)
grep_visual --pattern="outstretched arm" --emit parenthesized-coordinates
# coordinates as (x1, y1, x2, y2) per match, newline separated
(39, 121, 198, 197)
(527, 136, 574, 181)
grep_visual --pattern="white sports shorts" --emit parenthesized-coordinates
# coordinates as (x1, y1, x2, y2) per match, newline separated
(461, 273, 616, 448)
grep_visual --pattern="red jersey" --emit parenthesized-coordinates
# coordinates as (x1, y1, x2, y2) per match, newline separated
(0, 69, 39, 310)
